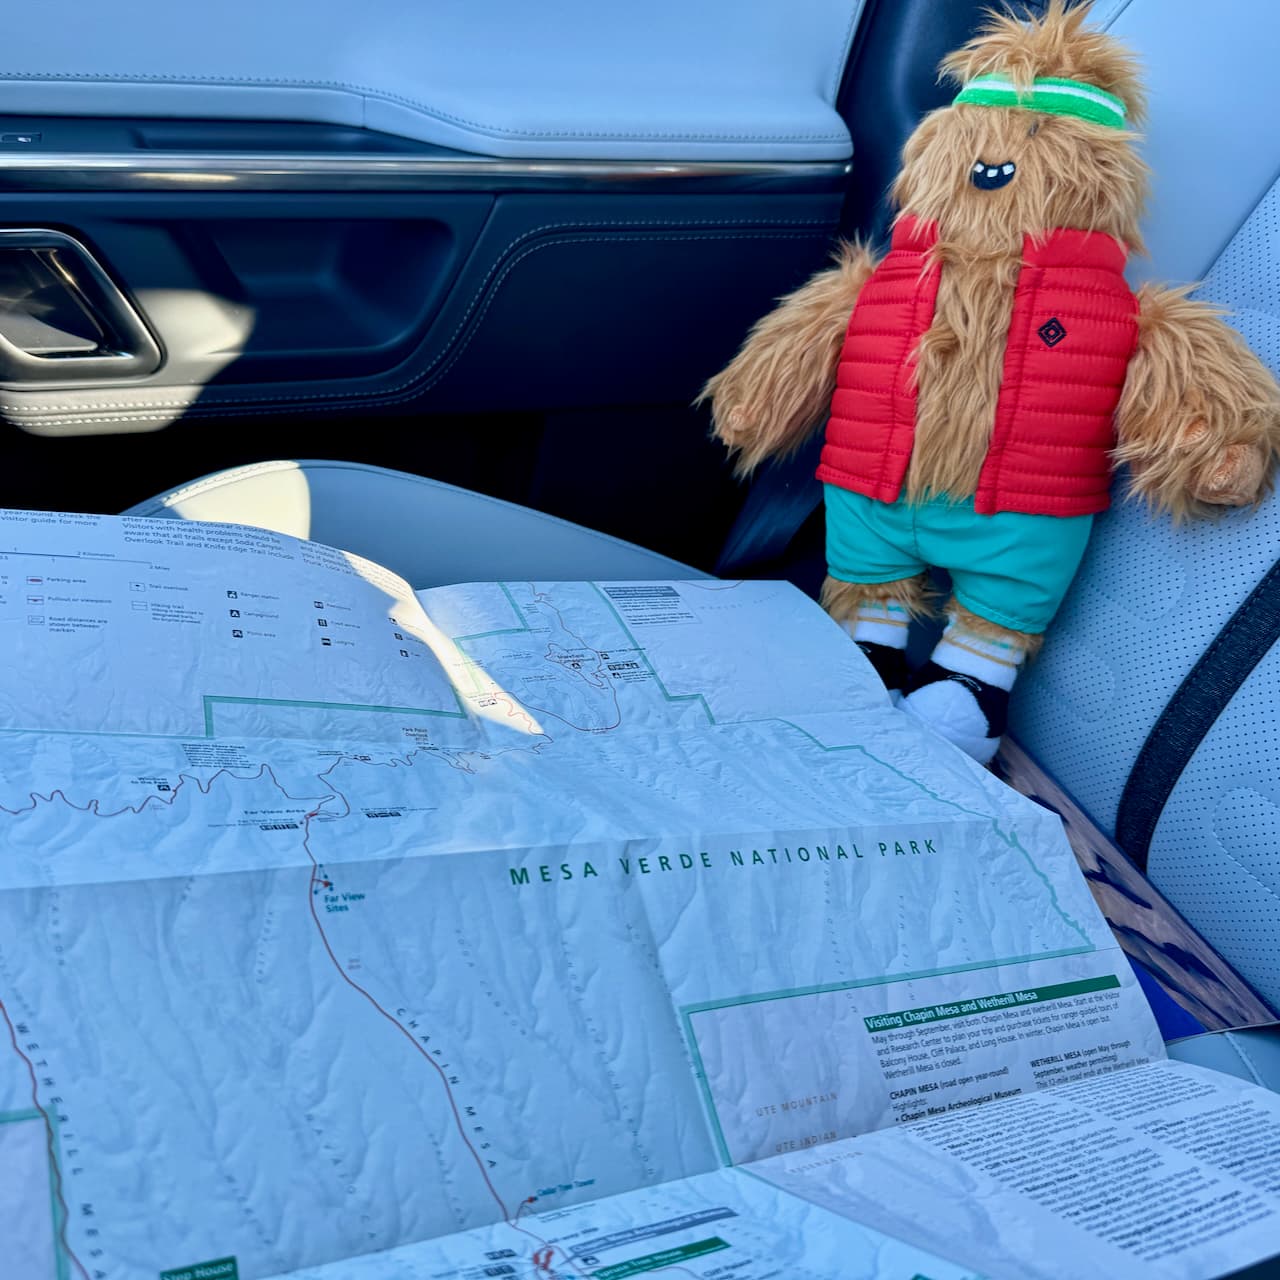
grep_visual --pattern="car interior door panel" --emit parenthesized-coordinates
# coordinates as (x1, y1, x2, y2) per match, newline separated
(0, 190, 843, 432)
(0, 227, 162, 384)
(0, 0, 864, 159)
(0, 195, 494, 399)
(0, 0, 862, 436)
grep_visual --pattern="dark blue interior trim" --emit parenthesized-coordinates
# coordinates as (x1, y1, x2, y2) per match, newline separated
(719, 0, 1005, 581)
(714, 435, 826, 576)
(835, 0, 1021, 241)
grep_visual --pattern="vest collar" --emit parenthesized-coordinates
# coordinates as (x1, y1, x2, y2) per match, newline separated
(891, 215, 1128, 271)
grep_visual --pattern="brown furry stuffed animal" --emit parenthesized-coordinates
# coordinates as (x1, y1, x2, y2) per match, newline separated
(701, 0, 1280, 764)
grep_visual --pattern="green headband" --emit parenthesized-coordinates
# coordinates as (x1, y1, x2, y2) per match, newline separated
(954, 74, 1128, 129)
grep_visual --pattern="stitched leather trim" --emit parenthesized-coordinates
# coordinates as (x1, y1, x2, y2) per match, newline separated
(1, 224, 831, 424)
(0, 71, 852, 144)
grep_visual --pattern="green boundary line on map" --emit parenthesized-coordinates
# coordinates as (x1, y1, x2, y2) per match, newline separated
(681, 947, 1094, 1018)
(1, 1107, 69, 1280)
(0, 724, 188, 741)
(679, 944, 1093, 1165)
(451, 583, 534, 695)
(768, 717, 1094, 947)
(453, 582, 530, 642)
(592, 581, 1091, 945)
(680, 1015, 732, 1164)
(588, 583, 717, 723)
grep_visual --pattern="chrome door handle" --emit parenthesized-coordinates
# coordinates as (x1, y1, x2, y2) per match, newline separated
(0, 228, 161, 383)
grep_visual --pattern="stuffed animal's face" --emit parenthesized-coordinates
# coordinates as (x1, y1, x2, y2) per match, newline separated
(890, 1, 1149, 253)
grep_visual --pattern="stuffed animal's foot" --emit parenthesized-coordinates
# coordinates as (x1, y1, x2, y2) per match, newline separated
(901, 610, 1034, 764)
(902, 664, 1008, 764)
(1181, 422, 1269, 506)
(853, 639, 909, 696)
(822, 574, 933, 697)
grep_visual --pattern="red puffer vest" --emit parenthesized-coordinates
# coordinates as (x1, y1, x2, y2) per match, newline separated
(816, 215, 1140, 517)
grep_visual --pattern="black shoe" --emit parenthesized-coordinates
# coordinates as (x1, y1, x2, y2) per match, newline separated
(856, 640, 909, 694)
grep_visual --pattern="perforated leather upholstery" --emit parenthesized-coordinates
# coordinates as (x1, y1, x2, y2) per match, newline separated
(123, 461, 704, 588)
(1147, 654, 1280, 1003)
(0, 0, 863, 160)
(1011, 0, 1280, 1011)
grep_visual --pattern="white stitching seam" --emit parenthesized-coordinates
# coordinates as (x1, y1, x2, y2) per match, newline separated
(1213, 837, 1280, 910)
(2, 218, 835, 413)
(0, 71, 849, 143)
(1222, 1034, 1265, 1088)
(15, 228, 829, 425)
(1, 223, 833, 419)
(827, 0, 865, 104)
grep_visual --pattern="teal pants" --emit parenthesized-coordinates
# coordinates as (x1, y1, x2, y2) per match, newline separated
(824, 486, 1094, 634)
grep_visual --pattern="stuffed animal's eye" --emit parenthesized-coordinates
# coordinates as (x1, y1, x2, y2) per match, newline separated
(1027, 119, 1042, 137)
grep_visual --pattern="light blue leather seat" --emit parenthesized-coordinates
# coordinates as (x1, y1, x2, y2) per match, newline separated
(122, 459, 704, 586)
(1010, 0, 1280, 1071)
(1008, 0, 1280, 1075)
(1166, 1028, 1280, 1091)
(0, 0, 863, 160)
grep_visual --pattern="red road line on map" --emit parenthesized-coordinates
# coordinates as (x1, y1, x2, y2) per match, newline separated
(0, 996, 89, 1280)
(296, 771, 600, 1278)
(493, 694, 542, 735)
(7, 752, 699, 1280)
(299, 804, 514, 1223)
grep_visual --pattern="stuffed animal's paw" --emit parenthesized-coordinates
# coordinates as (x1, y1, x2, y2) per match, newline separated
(713, 403, 755, 443)
(1181, 421, 1270, 506)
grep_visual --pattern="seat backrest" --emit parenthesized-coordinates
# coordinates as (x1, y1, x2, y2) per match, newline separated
(1012, 0, 1280, 1012)
(123, 461, 706, 587)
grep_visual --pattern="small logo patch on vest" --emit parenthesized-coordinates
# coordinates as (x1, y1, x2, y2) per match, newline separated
(1038, 317, 1067, 347)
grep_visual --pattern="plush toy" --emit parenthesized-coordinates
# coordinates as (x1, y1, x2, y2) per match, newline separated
(701, 0, 1280, 764)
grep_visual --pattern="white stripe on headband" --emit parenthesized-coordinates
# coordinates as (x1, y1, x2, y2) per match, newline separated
(955, 74, 1128, 128)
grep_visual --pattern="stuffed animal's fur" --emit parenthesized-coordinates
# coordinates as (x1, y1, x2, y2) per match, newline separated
(706, 2, 1278, 519)
(700, 0, 1280, 761)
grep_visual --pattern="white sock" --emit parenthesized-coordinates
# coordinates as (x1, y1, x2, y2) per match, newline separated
(841, 601, 911, 650)
(932, 617, 1026, 691)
